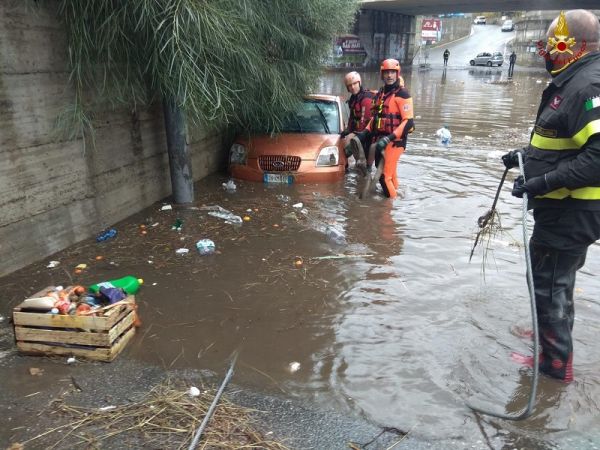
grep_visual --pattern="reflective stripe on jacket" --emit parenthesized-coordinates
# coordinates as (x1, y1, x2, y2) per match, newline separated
(525, 52, 600, 208)
(368, 86, 415, 146)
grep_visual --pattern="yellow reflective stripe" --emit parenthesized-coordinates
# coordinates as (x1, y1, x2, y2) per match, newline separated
(530, 133, 577, 150)
(530, 119, 600, 150)
(538, 186, 600, 200)
(573, 119, 600, 147)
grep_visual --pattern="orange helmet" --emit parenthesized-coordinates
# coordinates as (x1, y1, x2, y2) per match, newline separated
(344, 71, 361, 88)
(380, 59, 401, 75)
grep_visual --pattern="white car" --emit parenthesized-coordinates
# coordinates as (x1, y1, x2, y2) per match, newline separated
(474, 16, 486, 25)
(501, 20, 514, 31)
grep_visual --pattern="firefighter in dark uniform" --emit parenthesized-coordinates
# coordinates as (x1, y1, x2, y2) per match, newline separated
(502, 9, 600, 382)
(340, 71, 374, 174)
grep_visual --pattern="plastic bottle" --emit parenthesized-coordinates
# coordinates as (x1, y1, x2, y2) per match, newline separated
(96, 228, 117, 242)
(207, 211, 243, 224)
(325, 226, 347, 245)
(196, 239, 216, 255)
(89, 276, 143, 295)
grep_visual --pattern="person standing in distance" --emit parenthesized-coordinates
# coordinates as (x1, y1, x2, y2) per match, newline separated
(443, 48, 450, 67)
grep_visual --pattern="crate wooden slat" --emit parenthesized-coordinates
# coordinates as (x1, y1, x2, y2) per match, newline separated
(13, 287, 136, 362)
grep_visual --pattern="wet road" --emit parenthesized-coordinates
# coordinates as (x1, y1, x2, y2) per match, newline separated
(3, 67, 600, 449)
(425, 24, 516, 68)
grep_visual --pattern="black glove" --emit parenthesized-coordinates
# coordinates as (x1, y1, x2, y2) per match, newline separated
(376, 134, 395, 152)
(355, 130, 368, 141)
(511, 175, 550, 198)
(502, 149, 524, 170)
(340, 129, 350, 138)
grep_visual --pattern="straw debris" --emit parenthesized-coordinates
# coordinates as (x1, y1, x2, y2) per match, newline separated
(22, 380, 289, 449)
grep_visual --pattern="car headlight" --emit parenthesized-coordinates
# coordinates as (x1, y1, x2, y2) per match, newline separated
(229, 143, 247, 165)
(316, 146, 339, 167)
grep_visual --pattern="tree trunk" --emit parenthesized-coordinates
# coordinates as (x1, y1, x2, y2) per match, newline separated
(163, 97, 194, 203)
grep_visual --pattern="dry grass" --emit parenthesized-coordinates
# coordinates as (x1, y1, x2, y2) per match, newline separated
(20, 380, 289, 450)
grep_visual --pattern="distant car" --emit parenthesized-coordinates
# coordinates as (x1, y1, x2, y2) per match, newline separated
(470, 52, 504, 67)
(474, 16, 486, 25)
(501, 20, 514, 31)
(228, 94, 347, 184)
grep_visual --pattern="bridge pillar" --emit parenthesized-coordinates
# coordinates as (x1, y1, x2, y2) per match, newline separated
(357, 9, 416, 67)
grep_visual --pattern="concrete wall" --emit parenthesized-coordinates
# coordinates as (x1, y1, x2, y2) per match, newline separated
(0, 2, 223, 277)
(357, 9, 416, 67)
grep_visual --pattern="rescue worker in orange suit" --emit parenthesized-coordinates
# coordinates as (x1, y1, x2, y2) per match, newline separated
(357, 59, 414, 198)
(502, 10, 600, 382)
(340, 71, 374, 173)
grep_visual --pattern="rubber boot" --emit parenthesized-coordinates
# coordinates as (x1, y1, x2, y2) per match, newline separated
(528, 241, 587, 382)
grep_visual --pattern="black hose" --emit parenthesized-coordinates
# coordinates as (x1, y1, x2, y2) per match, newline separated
(466, 152, 539, 421)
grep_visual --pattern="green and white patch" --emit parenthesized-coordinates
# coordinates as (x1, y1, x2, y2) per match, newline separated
(585, 96, 600, 111)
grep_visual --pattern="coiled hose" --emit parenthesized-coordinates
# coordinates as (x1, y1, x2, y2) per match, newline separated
(467, 152, 539, 421)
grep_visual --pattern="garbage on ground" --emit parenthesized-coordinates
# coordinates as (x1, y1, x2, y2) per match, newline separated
(96, 228, 117, 242)
(288, 362, 301, 373)
(196, 239, 216, 256)
(151, 222, 159, 227)
(67, 357, 77, 364)
(160, 204, 172, 211)
(222, 179, 237, 192)
(89, 276, 143, 295)
(29, 367, 43, 376)
(276, 194, 291, 203)
(325, 225, 347, 245)
(175, 248, 189, 255)
(188, 386, 201, 397)
(293, 257, 303, 268)
(283, 212, 298, 221)
(75, 263, 87, 270)
(292, 202, 303, 208)
(46, 260, 60, 268)
(14, 282, 141, 362)
(243, 215, 251, 222)
(208, 208, 243, 225)
(300, 208, 309, 215)
(435, 125, 452, 145)
(171, 218, 183, 231)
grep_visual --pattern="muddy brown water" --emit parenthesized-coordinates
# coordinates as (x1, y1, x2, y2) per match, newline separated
(2, 68, 600, 449)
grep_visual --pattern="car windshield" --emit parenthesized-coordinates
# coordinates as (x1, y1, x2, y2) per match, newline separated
(280, 99, 340, 134)
(493, 52, 502, 57)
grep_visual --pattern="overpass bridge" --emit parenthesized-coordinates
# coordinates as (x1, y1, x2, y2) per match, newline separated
(360, 0, 600, 16)
(344, 1, 598, 68)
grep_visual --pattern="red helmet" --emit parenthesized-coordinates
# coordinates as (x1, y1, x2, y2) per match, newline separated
(344, 71, 361, 88)
(380, 59, 401, 75)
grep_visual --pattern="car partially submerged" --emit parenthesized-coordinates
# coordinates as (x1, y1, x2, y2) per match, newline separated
(470, 52, 504, 67)
(229, 94, 347, 184)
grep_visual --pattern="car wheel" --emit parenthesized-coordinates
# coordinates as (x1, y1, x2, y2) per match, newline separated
(470, 60, 475, 66)
(486, 61, 492, 67)
(498, 63, 503, 67)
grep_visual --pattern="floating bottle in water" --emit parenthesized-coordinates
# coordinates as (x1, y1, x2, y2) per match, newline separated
(96, 228, 117, 242)
(325, 226, 346, 245)
(196, 239, 216, 256)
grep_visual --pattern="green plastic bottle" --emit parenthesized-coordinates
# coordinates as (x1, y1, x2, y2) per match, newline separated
(89, 276, 143, 295)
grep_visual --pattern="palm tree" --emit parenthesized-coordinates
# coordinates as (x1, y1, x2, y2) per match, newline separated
(58, 0, 359, 203)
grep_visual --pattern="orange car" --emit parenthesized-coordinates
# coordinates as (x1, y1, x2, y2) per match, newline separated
(229, 94, 348, 184)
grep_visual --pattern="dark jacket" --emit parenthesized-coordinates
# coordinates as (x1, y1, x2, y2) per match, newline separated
(525, 51, 600, 210)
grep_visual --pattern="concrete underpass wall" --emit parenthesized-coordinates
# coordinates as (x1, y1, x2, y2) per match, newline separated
(357, 9, 416, 67)
(0, 3, 223, 277)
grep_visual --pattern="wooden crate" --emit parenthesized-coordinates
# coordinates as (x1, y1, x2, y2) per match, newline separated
(13, 286, 136, 362)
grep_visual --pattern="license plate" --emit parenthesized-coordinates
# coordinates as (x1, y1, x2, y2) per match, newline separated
(263, 173, 294, 184)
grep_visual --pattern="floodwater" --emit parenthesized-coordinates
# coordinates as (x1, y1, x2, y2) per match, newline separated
(3, 67, 600, 449)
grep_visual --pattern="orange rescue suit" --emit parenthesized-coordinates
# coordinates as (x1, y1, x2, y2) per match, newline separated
(366, 84, 415, 198)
